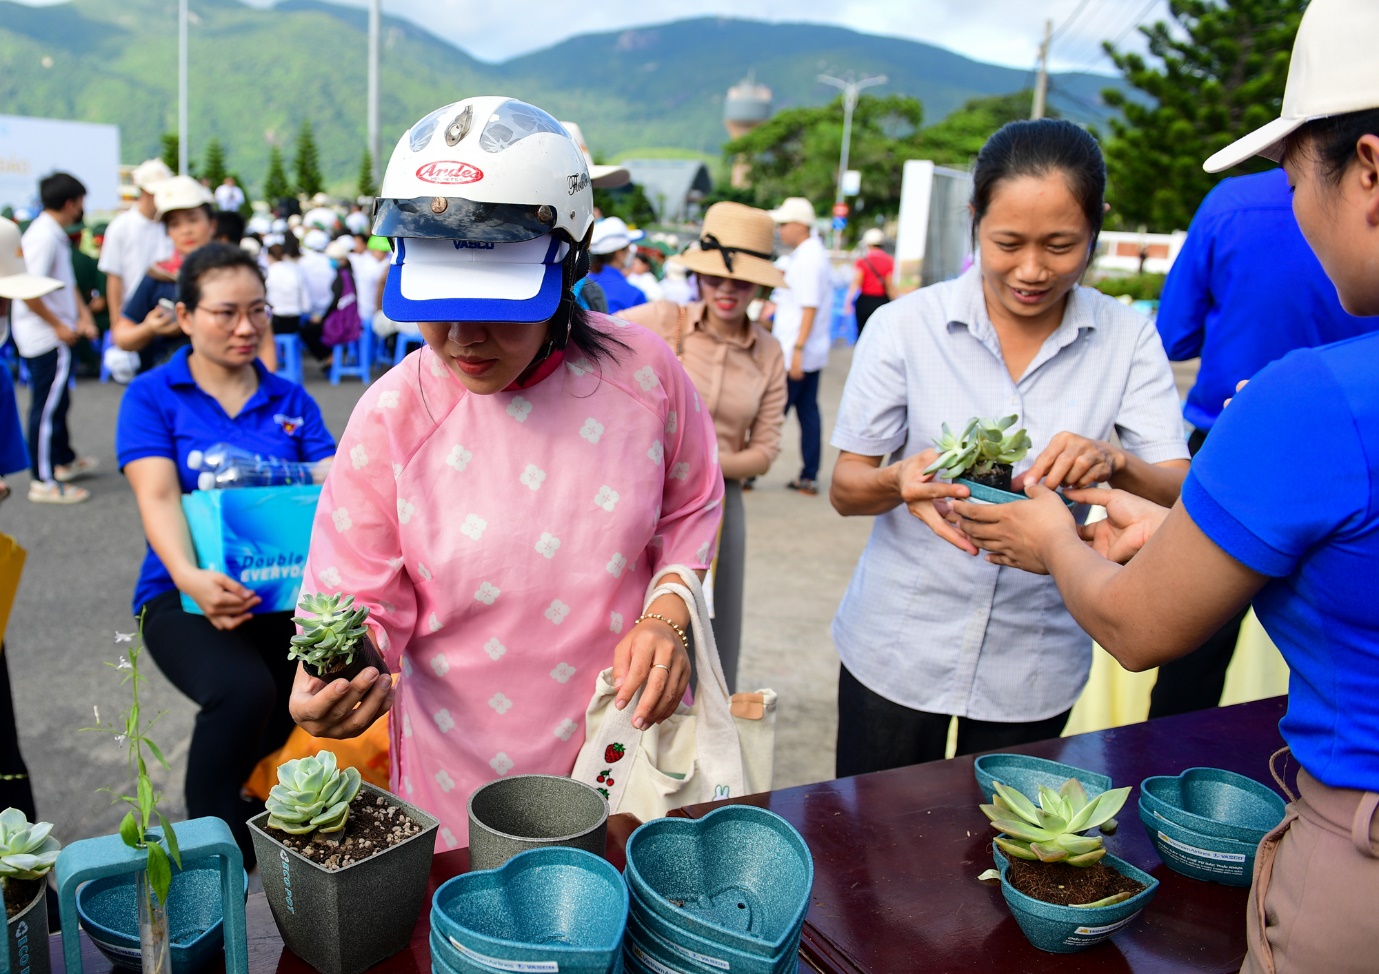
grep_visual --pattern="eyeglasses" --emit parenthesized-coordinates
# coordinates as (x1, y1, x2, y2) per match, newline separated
(698, 275, 758, 293)
(195, 304, 271, 332)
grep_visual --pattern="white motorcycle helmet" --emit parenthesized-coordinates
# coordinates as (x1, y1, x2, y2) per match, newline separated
(374, 95, 594, 326)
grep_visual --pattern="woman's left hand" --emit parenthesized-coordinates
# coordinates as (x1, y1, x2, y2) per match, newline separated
(612, 617, 690, 730)
(951, 485, 1079, 574)
(1016, 432, 1123, 492)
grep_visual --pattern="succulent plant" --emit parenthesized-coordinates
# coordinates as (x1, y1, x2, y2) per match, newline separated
(0, 808, 60, 882)
(266, 751, 363, 835)
(981, 778, 1131, 868)
(289, 592, 370, 673)
(923, 414, 1032, 480)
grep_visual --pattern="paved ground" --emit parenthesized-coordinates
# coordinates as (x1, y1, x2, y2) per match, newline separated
(7, 346, 872, 844)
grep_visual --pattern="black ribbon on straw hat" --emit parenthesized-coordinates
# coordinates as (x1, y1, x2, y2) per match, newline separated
(698, 234, 773, 275)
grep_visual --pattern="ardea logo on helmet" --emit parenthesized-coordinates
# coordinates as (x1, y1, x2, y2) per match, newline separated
(415, 161, 484, 185)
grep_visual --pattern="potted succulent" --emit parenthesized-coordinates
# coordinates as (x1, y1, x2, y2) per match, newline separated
(247, 751, 439, 974)
(289, 592, 389, 682)
(924, 415, 1032, 495)
(0, 809, 60, 974)
(979, 779, 1159, 954)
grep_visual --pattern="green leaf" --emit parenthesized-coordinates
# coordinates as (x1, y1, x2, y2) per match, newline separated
(1030, 840, 1069, 863)
(1064, 847, 1108, 867)
(993, 835, 1039, 860)
(1066, 786, 1131, 834)
(1072, 890, 1135, 908)
(157, 812, 182, 870)
(977, 868, 1001, 882)
(991, 781, 1040, 823)
(145, 842, 172, 905)
(145, 739, 169, 771)
(137, 776, 154, 824)
(119, 811, 142, 849)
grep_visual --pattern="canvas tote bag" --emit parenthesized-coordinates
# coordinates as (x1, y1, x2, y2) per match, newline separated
(572, 567, 776, 821)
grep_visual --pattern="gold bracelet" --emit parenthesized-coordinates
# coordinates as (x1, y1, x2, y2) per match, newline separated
(635, 612, 689, 652)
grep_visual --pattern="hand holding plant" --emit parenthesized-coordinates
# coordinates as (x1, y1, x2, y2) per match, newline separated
(1015, 431, 1122, 492)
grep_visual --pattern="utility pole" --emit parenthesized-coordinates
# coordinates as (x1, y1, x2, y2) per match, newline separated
(368, 0, 380, 188)
(1032, 17, 1051, 120)
(178, 0, 188, 174)
(818, 72, 886, 251)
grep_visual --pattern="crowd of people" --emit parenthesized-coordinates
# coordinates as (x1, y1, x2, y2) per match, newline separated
(2, 1, 1376, 964)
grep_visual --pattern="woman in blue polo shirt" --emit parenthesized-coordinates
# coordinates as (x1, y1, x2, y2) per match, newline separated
(952, 4, 1379, 968)
(116, 242, 335, 865)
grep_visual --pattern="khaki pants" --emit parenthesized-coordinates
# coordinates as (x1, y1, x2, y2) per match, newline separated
(1242, 766, 1379, 974)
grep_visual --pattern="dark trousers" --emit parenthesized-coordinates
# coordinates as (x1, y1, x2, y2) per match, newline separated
(836, 665, 1071, 778)
(853, 294, 888, 337)
(140, 590, 299, 865)
(24, 345, 75, 482)
(785, 370, 822, 481)
(1148, 426, 1249, 718)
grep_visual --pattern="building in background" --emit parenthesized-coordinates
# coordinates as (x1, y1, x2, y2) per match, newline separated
(619, 159, 713, 224)
(724, 75, 772, 189)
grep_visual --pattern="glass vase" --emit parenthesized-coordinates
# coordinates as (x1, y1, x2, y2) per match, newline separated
(136, 869, 171, 974)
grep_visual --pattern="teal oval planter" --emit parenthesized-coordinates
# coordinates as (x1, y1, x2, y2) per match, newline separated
(1137, 800, 1258, 887)
(954, 478, 1076, 507)
(1139, 768, 1284, 843)
(992, 843, 1159, 954)
(973, 754, 1112, 805)
(626, 881, 800, 974)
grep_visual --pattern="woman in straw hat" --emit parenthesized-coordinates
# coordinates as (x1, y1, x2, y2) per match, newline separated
(951, 2, 1379, 968)
(623, 202, 787, 692)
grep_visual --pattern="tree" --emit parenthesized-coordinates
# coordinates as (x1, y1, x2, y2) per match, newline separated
(356, 147, 377, 200)
(160, 132, 180, 175)
(723, 94, 926, 223)
(292, 120, 324, 199)
(1102, 0, 1304, 232)
(919, 91, 1048, 168)
(593, 183, 658, 228)
(201, 138, 228, 188)
(264, 145, 292, 203)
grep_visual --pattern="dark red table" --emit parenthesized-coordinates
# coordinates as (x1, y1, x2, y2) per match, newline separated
(681, 696, 1289, 973)
(51, 697, 1287, 974)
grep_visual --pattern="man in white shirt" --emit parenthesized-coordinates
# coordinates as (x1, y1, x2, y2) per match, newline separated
(213, 176, 245, 213)
(101, 159, 173, 336)
(767, 196, 833, 496)
(12, 172, 99, 503)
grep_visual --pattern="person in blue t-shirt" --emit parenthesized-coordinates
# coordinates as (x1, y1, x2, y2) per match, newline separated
(949, 3, 1379, 966)
(585, 217, 648, 314)
(116, 242, 335, 866)
(1149, 168, 1376, 718)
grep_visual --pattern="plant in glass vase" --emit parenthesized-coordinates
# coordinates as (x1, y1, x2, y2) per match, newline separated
(85, 632, 182, 974)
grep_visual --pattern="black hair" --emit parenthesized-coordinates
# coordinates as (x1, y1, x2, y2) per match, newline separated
(280, 232, 301, 259)
(266, 243, 285, 261)
(177, 242, 265, 310)
(566, 302, 628, 365)
(162, 203, 214, 227)
(213, 209, 246, 243)
(1289, 109, 1379, 185)
(971, 119, 1106, 249)
(39, 172, 87, 212)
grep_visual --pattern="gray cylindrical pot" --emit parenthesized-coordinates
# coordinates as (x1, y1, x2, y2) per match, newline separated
(467, 775, 608, 872)
(4, 881, 49, 974)
(248, 782, 439, 974)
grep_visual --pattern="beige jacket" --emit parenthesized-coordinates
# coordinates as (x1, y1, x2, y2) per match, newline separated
(621, 300, 787, 481)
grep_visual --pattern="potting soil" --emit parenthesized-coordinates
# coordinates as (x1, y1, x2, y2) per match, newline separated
(1005, 857, 1145, 906)
(265, 793, 424, 871)
(2, 878, 40, 920)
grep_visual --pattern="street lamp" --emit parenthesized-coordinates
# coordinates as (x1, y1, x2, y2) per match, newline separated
(178, 0, 188, 175)
(818, 72, 886, 250)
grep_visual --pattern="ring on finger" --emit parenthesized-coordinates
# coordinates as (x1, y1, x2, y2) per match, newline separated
(651, 663, 671, 674)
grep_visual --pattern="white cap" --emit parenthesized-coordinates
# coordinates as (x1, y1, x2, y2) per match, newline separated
(1205, 0, 1379, 172)
(0, 217, 63, 300)
(769, 197, 816, 227)
(324, 236, 353, 260)
(132, 158, 174, 193)
(153, 175, 214, 218)
(239, 237, 262, 258)
(862, 227, 885, 246)
(560, 121, 631, 189)
(589, 216, 644, 255)
(303, 228, 330, 252)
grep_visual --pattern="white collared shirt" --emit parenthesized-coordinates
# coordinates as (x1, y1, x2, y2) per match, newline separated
(11, 213, 78, 357)
(770, 234, 834, 373)
(830, 267, 1188, 720)
(98, 206, 172, 301)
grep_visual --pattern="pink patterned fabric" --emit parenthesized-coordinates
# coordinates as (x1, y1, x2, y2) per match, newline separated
(301, 315, 724, 849)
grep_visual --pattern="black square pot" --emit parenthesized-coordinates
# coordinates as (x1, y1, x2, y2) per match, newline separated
(248, 782, 439, 974)
(4, 882, 48, 974)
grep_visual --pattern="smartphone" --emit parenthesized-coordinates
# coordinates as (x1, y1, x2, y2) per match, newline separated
(157, 298, 176, 313)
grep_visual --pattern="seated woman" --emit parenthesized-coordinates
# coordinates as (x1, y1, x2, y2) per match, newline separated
(116, 242, 336, 864)
(623, 201, 788, 691)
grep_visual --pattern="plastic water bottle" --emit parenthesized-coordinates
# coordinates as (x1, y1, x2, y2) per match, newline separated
(188, 443, 317, 490)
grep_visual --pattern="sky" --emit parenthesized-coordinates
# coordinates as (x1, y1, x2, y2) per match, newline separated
(16, 0, 1170, 73)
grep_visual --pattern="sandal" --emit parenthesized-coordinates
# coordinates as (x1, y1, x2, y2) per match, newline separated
(54, 456, 99, 482)
(786, 478, 819, 496)
(0, 478, 9, 505)
(28, 481, 90, 505)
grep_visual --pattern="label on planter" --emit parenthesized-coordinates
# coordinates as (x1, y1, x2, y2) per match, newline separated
(638, 918, 730, 970)
(628, 943, 685, 974)
(1073, 911, 1142, 937)
(1155, 824, 1248, 864)
(447, 936, 559, 973)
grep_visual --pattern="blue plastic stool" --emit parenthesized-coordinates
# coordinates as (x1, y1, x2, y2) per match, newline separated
(393, 331, 425, 366)
(98, 331, 114, 383)
(274, 334, 304, 385)
(52, 817, 248, 974)
(329, 329, 372, 386)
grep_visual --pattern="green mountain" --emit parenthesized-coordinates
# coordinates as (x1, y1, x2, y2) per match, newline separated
(0, 0, 1129, 195)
